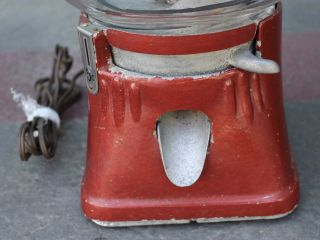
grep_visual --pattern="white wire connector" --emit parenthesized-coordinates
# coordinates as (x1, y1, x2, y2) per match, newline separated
(11, 88, 61, 128)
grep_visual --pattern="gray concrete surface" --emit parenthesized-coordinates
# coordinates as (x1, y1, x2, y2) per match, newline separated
(0, 0, 79, 53)
(1, 0, 320, 239)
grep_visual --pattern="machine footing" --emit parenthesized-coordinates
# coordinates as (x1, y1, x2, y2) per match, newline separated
(91, 206, 297, 227)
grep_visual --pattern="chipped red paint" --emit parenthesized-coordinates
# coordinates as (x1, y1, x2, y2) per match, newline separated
(81, 5, 299, 223)
(129, 83, 142, 122)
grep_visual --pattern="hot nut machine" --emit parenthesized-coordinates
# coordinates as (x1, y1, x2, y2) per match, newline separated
(66, 0, 299, 227)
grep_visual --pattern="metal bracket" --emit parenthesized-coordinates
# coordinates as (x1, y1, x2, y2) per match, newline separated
(77, 23, 103, 95)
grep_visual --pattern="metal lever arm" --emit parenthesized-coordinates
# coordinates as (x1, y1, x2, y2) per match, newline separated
(229, 49, 280, 74)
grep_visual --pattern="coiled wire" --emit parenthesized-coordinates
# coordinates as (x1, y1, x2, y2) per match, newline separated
(19, 45, 83, 161)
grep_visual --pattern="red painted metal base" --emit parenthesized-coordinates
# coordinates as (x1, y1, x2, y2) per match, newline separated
(81, 5, 299, 225)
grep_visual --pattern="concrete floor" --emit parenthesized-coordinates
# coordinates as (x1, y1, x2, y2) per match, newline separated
(0, 1, 319, 239)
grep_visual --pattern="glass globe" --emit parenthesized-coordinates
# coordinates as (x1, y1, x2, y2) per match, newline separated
(67, 0, 278, 34)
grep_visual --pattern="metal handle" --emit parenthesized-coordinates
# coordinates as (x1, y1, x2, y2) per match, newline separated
(229, 49, 280, 74)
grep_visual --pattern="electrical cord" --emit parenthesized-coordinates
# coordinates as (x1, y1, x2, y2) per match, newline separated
(18, 45, 83, 161)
